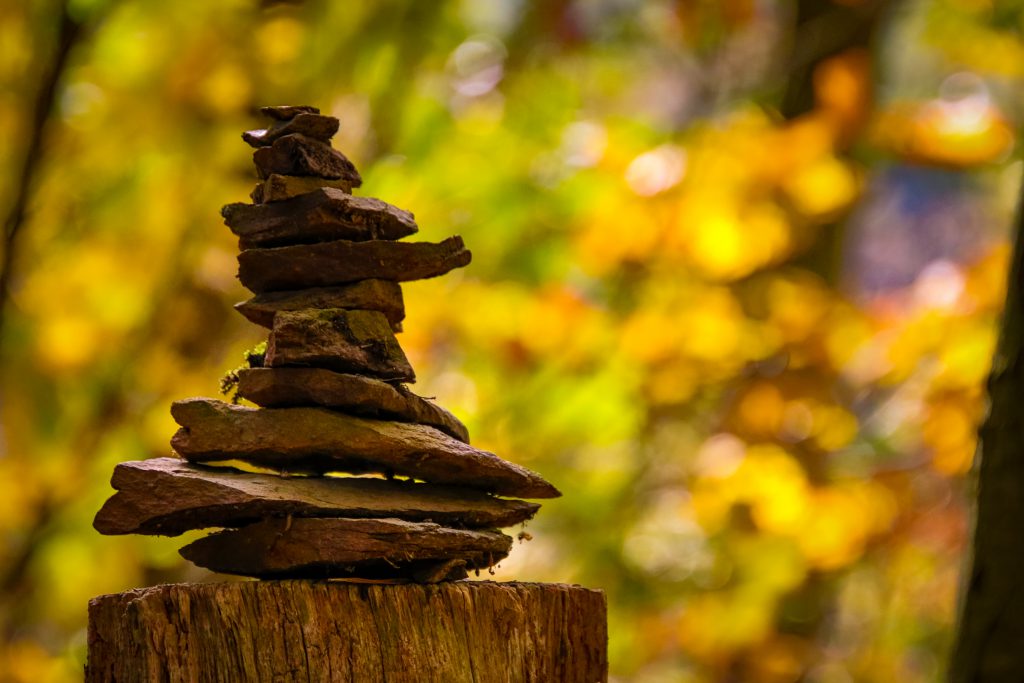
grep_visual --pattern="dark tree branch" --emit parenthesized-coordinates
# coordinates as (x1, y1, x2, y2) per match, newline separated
(780, 0, 890, 120)
(0, 1, 84, 348)
(781, 0, 895, 286)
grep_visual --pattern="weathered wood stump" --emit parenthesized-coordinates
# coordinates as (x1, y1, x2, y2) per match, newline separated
(86, 581, 607, 683)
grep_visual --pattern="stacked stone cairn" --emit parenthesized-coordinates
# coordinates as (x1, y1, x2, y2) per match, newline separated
(94, 105, 560, 583)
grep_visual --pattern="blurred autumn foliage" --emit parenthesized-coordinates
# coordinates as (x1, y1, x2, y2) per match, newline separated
(2, 0, 1023, 681)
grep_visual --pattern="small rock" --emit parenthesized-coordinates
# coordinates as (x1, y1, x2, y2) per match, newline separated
(222, 188, 417, 248)
(252, 134, 361, 183)
(179, 516, 513, 579)
(237, 236, 472, 293)
(266, 308, 415, 382)
(237, 367, 469, 442)
(259, 105, 320, 121)
(243, 112, 340, 147)
(234, 280, 405, 330)
(251, 174, 353, 203)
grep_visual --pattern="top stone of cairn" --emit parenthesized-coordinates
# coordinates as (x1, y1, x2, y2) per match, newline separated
(243, 106, 340, 148)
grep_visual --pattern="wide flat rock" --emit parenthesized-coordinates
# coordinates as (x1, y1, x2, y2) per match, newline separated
(179, 517, 512, 580)
(93, 458, 535, 535)
(237, 367, 469, 442)
(170, 398, 560, 498)
(235, 280, 405, 330)
(222, 188, 417, 249)
(253, 134, 361, 183)
(243, 112, 339, 147)
(266, 308, 414, 382)
(250, 174, 354, 203)
(238, 236, 471, 293)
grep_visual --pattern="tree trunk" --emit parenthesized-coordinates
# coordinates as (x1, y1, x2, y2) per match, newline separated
(86, 580, 607, 682)
(780, 0, 887, 121)
(781, 0, 891, 286)
(949, 191, 1024, 681)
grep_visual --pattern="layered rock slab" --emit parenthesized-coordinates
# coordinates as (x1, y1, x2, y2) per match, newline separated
(236, 367, 468, 442)
(93, 458, 535, 536)
(259, 104, 320, 120)
(243, 112, 340, 147)
(170, 398, 560, 498)
(222, 188, 417, 249)
(234, 280, 405, 330)
(179, 517, 512, 580)
(251, 174, 354, 203)
(253, 133, 361, 183)
(237, 236, 472, 293)
(266, 308, 414, 382)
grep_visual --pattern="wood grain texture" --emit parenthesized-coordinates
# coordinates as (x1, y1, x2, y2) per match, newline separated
(236, 367, 469, 441)
(170, 398, 560, 498)
(265, 308, 414, 382)
(237, 236, 471, 293)
(179, 517, 512, 579)
(93, 458, 537, 535)
(87, 580, 608, 682)
(222, 188, 417, 249)
(234, 280, 405, 330)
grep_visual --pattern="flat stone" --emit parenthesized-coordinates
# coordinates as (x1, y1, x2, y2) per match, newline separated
(266, 309, 414, 382)
(179, 517, 513, 580)
(259, 104, 320, 121)
(222, 188, 417, 249)
(252, 134, 361, 183)
(170, 398, 560, 498)
(234, 280, 405, 330)
(236, 367, 469, 442)
(251, 174, 354, 203)
(237, 236, 471, 293)
(93, 458, 536, 535)
(243, 113, 340, 147)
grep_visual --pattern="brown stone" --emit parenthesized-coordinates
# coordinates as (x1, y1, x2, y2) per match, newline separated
(266, 309, 414, 382)
(243, 112, 340, 147)
(222, 188, 417, 249)
(178, 517, 512, 579)
(250, 174, 353, 203)
(234, 280, 405, 330)
(236, 367, 469, 442)
(237, 236, 471, 293)
(170, 398, 561, 498)
(252, 134, 361, 183)
(93, 458, 535, 535)
(259, 104, 320, 121)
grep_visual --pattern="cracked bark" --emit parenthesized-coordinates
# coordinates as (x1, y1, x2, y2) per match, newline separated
(950, 189, 1024, 681)
(87, 580, 608, 682)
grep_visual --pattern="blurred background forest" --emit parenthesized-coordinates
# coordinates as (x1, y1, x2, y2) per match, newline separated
(2, 0, 1023, 680)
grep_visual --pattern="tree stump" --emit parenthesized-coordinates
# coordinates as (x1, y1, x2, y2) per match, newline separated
(86, 580, 607, 682)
